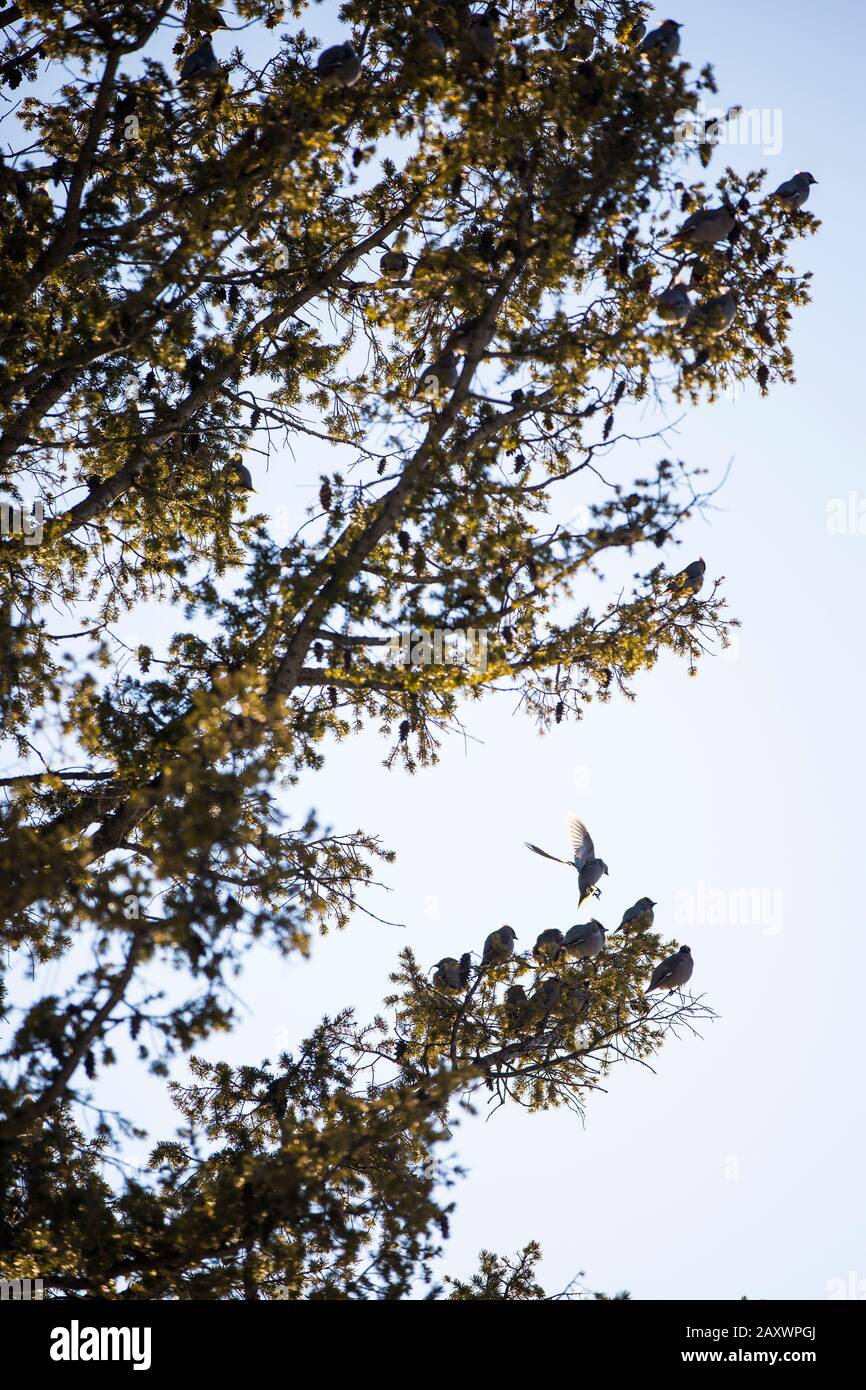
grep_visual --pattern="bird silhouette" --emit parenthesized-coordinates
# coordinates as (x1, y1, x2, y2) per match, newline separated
(179, 37, 222, 84)
(525, 815, 609, 904)
(647, 945, 693, 994)
(482, 924, 517, 966)
(771, 171, 818, 211)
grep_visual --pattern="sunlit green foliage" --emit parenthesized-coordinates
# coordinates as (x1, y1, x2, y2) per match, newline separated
(0, 0, 813, 1296)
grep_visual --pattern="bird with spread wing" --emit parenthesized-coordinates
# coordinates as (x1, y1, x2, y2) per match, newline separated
(525, 814, 609, 905)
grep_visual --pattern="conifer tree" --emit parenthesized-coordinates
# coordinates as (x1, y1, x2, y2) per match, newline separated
(0, 0, 815, 1296)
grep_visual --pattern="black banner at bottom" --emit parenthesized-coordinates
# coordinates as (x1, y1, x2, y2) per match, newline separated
(0, 1297, 859, 1375)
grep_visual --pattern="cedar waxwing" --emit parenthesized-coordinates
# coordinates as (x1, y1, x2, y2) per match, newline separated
(179, 37, 222, 83)
(504, 982, 530, 1024)
(445, 316, 484, 355)
(619, 897, 657, 932)
(655, 282, 691, 324)
(317, 43, 362, 89)
(379, 247, 410, 281)
(460, 5, 500, 65)
(423, 27, 447, 56)
(618, 15, 646, 45)
(482, 924, 518, 966)
(186, 2, 228, 30)
(532, 976, 563, 1012)
(561, 920, 607, 961)
(684, 289, 737, 337)
(226, 459, 253, 491)
(415, 351, 459, 400)
(563, 22, 596, 61)
(525, 814, 609, 905)
(431, 957, 463, 992)
(667, 557, 706, 595)
(550, 161, 584, 205)
(559, 983, 591, 1019)
(638, 19, 682, 58)
(533, 928, 565, 964)
(770, 171, 818, 211)
(669, 205, 737, 247)
(646, 944, 693, 993)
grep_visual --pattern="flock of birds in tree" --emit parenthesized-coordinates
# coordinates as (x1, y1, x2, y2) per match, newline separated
(171, 8, 818, 489)
(431, 810, 693, 1025)
(424, 554, 708, 1015)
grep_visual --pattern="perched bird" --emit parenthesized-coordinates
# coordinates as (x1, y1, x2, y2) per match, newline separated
(563, 23, 596, 61)
(415, 351, 459, 400)
(413, 1088, 452, 1139)
(317, 43, 362, 89)
(460, 5, 500, 65)
(482, 924, 518, 967)
(685, 289, 738, 337)
(533, 928, 564, 964)
(619, 16, 647, 45)
(423, 27, 447, 56)
(179, 37, 222, 83)
(561, 920, 606, 961)
(431, 957, 463, 992)
(445, 316, 484, 356)
(669, 205, 737, 247)
(655, 282, 691, 324)
(550, 161, 585, 204)
(532, 976, 563, 1012)
(525, 814, 609, 905)
(638, 19, 682, 58)
(186, 2, 228, 29)
(619, 897, 657, 932)
(770, 171, 818, 211)
(559, 983, 591, 1019)
(646, 944, 693, 993)
(226, 459, 253, 491)
(504, 983, 530, 1024)
(667, 557, 706, 595)
(379, 247, 410, 281)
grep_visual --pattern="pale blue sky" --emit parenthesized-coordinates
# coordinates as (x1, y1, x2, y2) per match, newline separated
(8, 0, 866, 1298)
(233, 0, 865, 1299)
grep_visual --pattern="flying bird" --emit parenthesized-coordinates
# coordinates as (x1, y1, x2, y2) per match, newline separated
(533, 928, 565, 964)
(317, 43, 362, 89)
(669, 205, 737, 247)
(655, 283, 691, 324)
(179, 37, 222, 83)
(646, 945, 693, 993)
(667, 557, 706, 595)
(379, 247, 410, 281)
(619, 897, 657, 932)
(770, 171, 818, 211)
(482, 924, 518, 967)
(638, 19, 682, 59)
(561, 920, 606, 960)
(525, 814, 609, 904)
